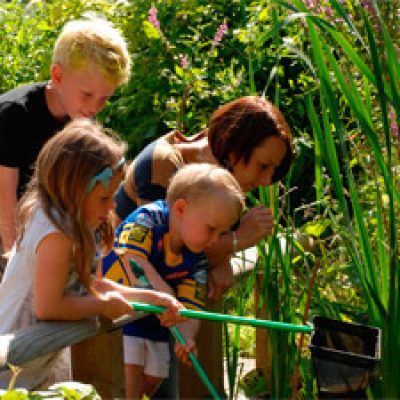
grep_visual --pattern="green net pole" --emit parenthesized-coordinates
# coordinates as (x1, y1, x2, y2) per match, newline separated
(130, 302, 313, 334)
(169, 326, 221, 399)
(129, 260, 221, 399)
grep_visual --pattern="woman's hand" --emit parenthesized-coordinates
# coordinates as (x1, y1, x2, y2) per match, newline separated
(174, 338, 197, 367)
(207, 257, 234, 300)
(100, 290, 134, 320)
(236, 206, 273, 250)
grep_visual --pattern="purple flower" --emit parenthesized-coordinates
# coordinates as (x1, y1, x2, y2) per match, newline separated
(303, 0, 317, 8)
(148, 6, 160, 30)
(389, 108, 399, 138)
(362, 0, 372, 8)
(322, 6, 334, 17)
(362, 0, 376, 16)
(212, 20, 228, 49)
(180, 54, 189, 70)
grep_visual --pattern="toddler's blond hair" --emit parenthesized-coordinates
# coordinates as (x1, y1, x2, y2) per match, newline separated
(167, 163, 245, 218)
(53, 18, 131, 87)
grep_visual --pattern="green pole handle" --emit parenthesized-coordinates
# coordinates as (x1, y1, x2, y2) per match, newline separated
(129, 260, 221, 399)
(130, 302, 313, 334)
(169, 326, 221, 399)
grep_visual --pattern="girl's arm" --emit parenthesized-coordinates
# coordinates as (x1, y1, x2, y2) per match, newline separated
(93, 276, 185, 325)
(34, 232, 133, 321)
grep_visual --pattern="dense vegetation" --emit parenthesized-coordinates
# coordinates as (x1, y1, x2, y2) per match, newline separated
(1, 0, 399, 398)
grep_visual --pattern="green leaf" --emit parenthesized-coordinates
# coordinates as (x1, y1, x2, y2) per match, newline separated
(48, 382, 100, 400)
(0, 389, 29, 400)
(302, 219, 331, 238)
(29, 391, 62, 399)
(142, 21, 161, 40)
(174, 64, 184, 78)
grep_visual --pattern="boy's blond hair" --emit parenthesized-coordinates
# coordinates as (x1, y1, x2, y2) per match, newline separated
(167, 163, 245, 218)
(53, 18, 131, 87)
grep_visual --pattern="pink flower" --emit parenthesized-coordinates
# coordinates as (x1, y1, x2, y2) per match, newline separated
(212, 20, 228, 49)
(304, 0, 317, 8)
(389, 108, 399, 138)
(180, 54, 189, 70)
(148, 6, 160, 30)
(362, 0, 377, 16)
(322, 6, 334, 17)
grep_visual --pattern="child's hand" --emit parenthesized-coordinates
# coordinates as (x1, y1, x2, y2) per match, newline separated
(153, 292, 186, 327)
(174, 339, 197, 367)
(92, 277, 119, 294)
(100, 290, 134, 320)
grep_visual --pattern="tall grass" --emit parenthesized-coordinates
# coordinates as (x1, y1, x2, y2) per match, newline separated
(259, 0, 400, 396)
(217, 0, 398, 397)
(251, 178, 320, 398)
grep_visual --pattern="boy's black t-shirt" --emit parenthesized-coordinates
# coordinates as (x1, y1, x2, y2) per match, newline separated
(0, 82, 69, 197)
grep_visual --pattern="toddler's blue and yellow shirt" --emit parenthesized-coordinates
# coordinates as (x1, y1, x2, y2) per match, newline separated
(102, 200, 208, 341)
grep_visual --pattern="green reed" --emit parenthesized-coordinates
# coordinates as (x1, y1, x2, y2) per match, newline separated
(270, 0, 399, 396)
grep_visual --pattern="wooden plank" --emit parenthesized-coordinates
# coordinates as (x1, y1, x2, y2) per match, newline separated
(0, 315, 135, 371)
(179, 248, 257, 398)
(71, 330, 125, 398)
(255, 271, 272, 391)
(179, 300, 224, 398)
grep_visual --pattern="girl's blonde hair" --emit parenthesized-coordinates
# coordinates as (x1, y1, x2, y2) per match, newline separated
(167, 163, 245, 218)
(18, 119, 127, 290)
(53, 17, 131, 87)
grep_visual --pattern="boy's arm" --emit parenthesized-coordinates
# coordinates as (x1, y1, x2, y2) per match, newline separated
(174, 319, 200, 366)
(0, 166, 18, 252)
(123, 253, 174, 296)
(176, 318, 200, 341)
(172, 273, 204, 365)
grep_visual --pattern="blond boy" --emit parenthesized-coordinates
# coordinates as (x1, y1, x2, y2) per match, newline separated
(0, 17, 130, 270)
(102, 163, 245, 399)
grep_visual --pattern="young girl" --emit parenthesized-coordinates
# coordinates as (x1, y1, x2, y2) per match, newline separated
(0, 119, 183, 390)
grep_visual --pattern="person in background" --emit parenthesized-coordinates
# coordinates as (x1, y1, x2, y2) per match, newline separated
(115, 96, 293, 300)
(0, 17, 131, 278)
(114, 96, 293, 399)
(102, 163, 245, 399)
(0, 119, 183, 390)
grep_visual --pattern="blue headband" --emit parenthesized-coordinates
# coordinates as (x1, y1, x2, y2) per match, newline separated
(87, 157, 125, 193)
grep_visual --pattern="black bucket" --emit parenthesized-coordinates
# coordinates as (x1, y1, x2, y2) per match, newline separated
(309, 316, 381, 399)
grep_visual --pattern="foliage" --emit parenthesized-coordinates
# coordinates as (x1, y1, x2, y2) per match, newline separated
(255, 0, 399, 397)
(2, 0, 400, 398)
(0, 0, 314, 161)
(0, 381, 100, 399)
(0, 0, 117, 90)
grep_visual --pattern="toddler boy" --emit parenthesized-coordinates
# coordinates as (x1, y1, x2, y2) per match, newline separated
(102, 163, 245, 399)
